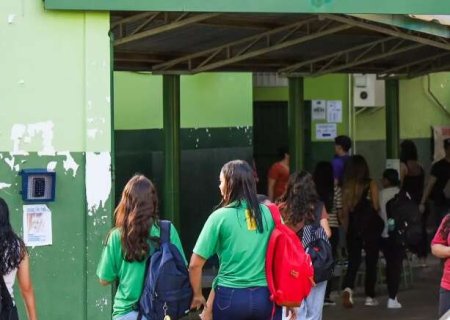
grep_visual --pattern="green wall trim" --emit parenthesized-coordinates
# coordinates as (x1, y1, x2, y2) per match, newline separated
(115, 127, 253, 152)
(45, 0, 450, 14)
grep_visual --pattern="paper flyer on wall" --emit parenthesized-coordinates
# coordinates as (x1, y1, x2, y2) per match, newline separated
(316, 123, 337, 140)
(326, 100, 343, 123)
(23, 204, 53, 247)
(311, 100, 327, 120)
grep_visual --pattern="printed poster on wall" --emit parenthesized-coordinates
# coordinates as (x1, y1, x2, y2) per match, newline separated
(316, 123, 337, 140)
(311, 100, 327, 120)
(23, 204, 53, 247)
(433, 126, 450, 161)
(326, 100, 343, 123)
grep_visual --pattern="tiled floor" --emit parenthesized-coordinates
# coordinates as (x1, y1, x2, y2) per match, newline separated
(323, 258, 443, 320)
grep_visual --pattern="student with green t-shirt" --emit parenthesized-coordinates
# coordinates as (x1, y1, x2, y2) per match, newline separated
(97, 175, 186, 320)
(189, 160, 288, 320)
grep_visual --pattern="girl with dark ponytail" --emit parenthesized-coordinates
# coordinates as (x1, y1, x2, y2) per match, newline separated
(190, 160, 286, 320)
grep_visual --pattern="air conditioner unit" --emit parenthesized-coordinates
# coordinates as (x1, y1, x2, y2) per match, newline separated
(353, 74, 385, 107)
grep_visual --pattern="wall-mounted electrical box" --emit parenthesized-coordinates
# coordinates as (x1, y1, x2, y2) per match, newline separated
(20, 169, 56, 202)
(353, 74, 385, 107)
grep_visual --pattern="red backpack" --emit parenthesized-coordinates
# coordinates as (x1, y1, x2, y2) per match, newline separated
(265, 203, 314, 307)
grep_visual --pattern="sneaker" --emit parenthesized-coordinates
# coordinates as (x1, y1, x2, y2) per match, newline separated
(342, 288, 354, 308)
(365, 297, 379, 306)
(324, 298, 336, 306)
(387, 298, 402, 309)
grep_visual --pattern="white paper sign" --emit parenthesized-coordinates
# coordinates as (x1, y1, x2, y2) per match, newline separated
(327, 100, 343, 123)
(316, 123, 337, 140)
(23, 204, 53, 247)
(312, 100, 327, 120)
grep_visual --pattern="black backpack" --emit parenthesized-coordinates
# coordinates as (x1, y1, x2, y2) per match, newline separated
(300, 202, 334, 283)
(386, 190, 422, 247)
(351, 185, 384, 241)
(0, 275, 15, 320)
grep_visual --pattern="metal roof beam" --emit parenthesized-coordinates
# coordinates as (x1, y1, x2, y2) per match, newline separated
(279, 36, 396, 73)
(312, 42, 424, 76)
(152, 17, 319, 71)
(379, 52, 450, 76)
(111, 12, 157, 29)
(322, 14, 450, 51)
(408, 62, 450, 78)
(153, 19, 352, 73)
(114, 13, 220, 46)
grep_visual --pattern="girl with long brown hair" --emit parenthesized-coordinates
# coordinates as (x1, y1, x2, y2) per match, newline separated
(97, 175, 186, 320)
(341, 155, 383, 309)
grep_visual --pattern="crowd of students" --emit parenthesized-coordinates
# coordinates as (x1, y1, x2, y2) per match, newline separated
(1, 136, 449, 320)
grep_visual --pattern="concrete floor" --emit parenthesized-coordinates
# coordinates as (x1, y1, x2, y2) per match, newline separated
(323, 257, 443, 320)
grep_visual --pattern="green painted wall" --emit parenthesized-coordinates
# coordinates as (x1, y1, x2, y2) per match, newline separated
(114, 72, 252, 130)
(254, 74, 350, 141)
(0, 1, 111, 319)
(400, 73, 450, 138)
(114, 72, 253, 253)
(254, 73, 450, 179)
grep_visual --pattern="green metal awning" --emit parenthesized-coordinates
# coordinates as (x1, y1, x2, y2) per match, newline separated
(45, 0, 450, 15)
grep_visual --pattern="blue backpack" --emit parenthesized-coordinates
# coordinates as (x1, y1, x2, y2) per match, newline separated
(137, 220, 192, 320)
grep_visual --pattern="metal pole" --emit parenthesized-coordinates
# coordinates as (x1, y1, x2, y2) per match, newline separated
(288, 77, 305, 172)
(163, 75, 181, 229)
(385, 79, 400, 159)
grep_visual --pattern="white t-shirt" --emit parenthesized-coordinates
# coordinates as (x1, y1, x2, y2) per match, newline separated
(379, 186, 400, 238)
(3, 268, 17, 299)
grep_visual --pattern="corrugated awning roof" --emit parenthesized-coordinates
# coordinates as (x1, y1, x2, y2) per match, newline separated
(111, 13, 450, 78)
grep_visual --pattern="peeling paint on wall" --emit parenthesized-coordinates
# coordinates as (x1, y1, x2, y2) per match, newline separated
(47, 161, 57, 171)
(0, 183, 12, 190)
(10, 121, 55, 156)
(57, 152, 79, 177)
(4, 155, 19, 172)
(86, 152, 111, 215)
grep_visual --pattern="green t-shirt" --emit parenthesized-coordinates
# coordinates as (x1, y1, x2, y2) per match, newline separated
(96, 223, 186, 318)
(193, 201, 274, 288)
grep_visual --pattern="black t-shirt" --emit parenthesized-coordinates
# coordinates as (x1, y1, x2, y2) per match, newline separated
(431, 158, 450, 205)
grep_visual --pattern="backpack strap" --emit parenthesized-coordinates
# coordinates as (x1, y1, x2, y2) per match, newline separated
(267, 204, 282, 226)
(160, 220, 171, 244)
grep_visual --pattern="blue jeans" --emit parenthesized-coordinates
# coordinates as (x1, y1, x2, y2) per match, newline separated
(213, 286, 281, 320)
(113, 311, 147, 320)
(297, 281, 327, 320)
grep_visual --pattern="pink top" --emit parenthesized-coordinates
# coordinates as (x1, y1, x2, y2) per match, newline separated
(432, 215, 450, 290)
